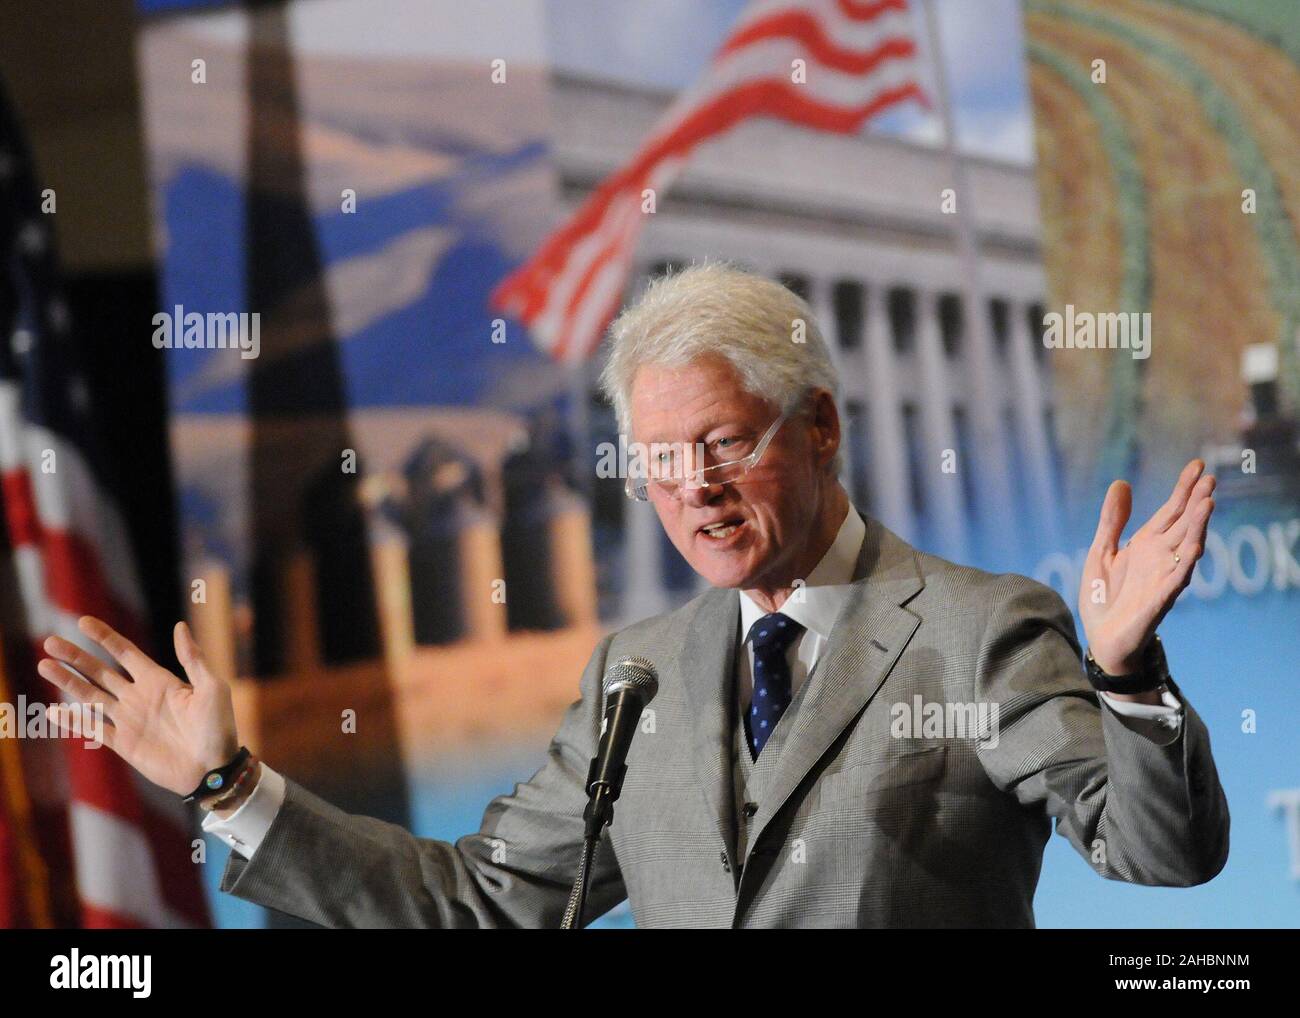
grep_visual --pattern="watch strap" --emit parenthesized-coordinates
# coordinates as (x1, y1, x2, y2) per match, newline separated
(184, 746, 251, 803)
(1085, 636, 1169, 695)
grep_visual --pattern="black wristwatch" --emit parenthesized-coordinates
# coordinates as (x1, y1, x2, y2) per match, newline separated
(1084, 636, 1169, 695)
(183, 746, 251, 803)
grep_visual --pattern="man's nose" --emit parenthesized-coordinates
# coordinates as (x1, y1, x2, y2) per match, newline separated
(679, 475, 721, 508)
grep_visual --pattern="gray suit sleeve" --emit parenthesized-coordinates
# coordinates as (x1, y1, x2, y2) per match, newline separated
(973, 577, 1229, 887)
(217, 632, 628, 927)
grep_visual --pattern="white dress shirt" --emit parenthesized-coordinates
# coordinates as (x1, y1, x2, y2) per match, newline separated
(735, 502, 869, 708)
(204, 504, 1182, 859)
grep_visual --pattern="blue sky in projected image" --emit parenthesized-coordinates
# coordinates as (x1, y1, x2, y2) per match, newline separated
(141, 0, 1036, 160)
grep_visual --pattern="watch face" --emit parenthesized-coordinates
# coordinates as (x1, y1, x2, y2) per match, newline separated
(205, 773, 224, 791)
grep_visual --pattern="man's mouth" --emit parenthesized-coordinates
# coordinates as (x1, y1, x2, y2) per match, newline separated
(699, 518, 746, 540)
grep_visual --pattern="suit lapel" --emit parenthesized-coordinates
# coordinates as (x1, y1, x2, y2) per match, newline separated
(675, 585, 741, 866)
(744, 514, 925, 862)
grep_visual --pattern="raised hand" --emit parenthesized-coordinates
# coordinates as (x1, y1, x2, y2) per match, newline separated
(38, 616, 239, 797)
(1079, 459, 1215, 678)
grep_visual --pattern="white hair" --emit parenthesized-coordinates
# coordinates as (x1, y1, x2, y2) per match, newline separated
(599, 260, 842, 472)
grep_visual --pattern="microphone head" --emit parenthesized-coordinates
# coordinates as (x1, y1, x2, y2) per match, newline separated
(602, 656, 659, 702)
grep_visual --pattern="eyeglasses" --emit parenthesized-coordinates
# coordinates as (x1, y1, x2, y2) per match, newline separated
(624, 413, 788, 502)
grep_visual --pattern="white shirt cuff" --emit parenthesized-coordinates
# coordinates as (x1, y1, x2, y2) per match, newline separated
(200, 763, 286, 859)
(1100, 687, 1183, 733)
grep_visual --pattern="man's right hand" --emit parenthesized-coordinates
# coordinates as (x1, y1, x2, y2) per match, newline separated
(38, 615, 240, 800)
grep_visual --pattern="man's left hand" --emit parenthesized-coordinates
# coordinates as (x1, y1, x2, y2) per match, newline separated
(1079, 459, 1216, 682)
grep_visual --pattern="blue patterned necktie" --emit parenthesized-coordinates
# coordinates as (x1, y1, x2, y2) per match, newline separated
(746, 612, 805, 759)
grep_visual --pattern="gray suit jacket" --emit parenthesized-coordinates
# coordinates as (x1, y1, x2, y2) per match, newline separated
(219, 514, 1229, 927)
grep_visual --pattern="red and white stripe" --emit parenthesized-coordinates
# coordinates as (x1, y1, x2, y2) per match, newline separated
(0, 378, 209, 928)
(491, 0, 928, 362)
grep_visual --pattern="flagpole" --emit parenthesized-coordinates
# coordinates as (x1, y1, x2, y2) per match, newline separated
(567, 358, 592, 500)
(919, 0, 1018, 562)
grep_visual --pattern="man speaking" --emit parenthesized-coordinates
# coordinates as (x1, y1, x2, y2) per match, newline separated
(39, 264, 1229, 928)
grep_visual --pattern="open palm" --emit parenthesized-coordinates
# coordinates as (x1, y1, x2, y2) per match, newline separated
(38, 616, 239, 797)
(1079, 459, 1216, 675)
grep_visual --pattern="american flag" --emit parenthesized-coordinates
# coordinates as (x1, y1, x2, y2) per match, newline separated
(0, 82, 209, 928)
(490, 0, 929, 362)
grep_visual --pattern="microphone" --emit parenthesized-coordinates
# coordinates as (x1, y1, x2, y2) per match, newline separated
(583, 656, 658, 836)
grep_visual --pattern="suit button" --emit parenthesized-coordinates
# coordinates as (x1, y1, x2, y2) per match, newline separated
(719, 849, 731, 872)
(743, 802, 758, 818)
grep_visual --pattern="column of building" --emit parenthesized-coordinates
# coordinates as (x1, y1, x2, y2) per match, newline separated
(861, 279, 914, 540)
(914, 285, 969, 561)
(1007, 297, 1063, 547)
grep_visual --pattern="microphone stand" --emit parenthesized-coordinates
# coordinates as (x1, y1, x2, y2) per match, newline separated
(558, 656, 656, 928)
(559, 763, 623, 929)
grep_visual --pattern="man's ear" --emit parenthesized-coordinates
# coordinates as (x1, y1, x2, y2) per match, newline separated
(808, 389, 841, 470)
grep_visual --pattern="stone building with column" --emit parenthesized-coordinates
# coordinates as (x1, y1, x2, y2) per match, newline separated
(549, 71, 1062, 626)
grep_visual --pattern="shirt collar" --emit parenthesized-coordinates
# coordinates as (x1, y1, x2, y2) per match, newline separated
(738, 505, 866, 643)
